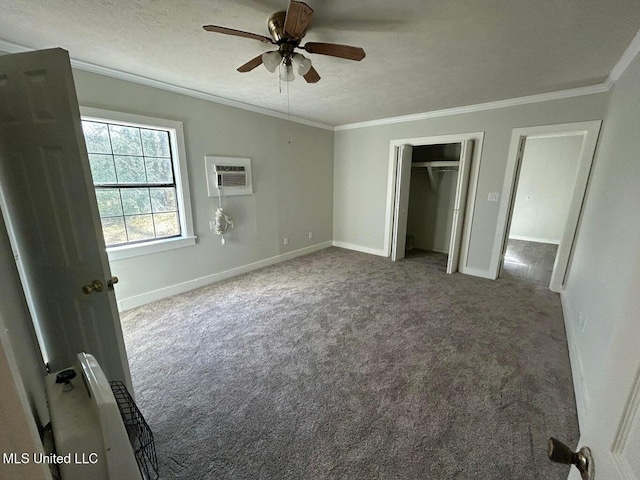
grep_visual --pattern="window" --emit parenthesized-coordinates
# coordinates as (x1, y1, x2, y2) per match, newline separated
(80, 107, 195, 260)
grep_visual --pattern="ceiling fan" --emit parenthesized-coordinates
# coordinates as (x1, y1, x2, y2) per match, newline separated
(203, 1, 366, 83)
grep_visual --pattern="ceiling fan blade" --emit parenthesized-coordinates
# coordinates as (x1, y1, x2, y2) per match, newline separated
(302, 42, 366, 61)
(237, 54, 265, 73)
(303, 66, 320, 83)
(283, 1, 314, 39)
(203, 25, 274, 44)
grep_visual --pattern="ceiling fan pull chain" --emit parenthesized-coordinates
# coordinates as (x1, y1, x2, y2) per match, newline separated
(287, 78, 290, 120)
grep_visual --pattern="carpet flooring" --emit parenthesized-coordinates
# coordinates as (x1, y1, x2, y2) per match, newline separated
(120, 247, 578, 479)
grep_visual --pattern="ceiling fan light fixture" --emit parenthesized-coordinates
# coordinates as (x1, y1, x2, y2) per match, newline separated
(262, 50, 282, 73)
(292, 53, 312, 76)
(279, 63, 295, 82)
(204, 1, 367, 84)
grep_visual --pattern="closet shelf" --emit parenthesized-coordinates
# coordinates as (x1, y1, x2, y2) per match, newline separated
(412, 161, 460, 191)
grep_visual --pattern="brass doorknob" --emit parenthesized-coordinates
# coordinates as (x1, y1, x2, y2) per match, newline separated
(548, 438, 594, 480)
(107, 276, 119, 289)
(82, 280, 104, 295)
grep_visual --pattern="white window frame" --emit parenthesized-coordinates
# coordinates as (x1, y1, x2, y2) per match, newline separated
(80, 106, 196, 260)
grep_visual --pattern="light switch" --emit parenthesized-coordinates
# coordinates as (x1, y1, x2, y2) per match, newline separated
(488, 192, 500, 202)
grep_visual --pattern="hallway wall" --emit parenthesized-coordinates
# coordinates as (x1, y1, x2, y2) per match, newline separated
(509, 135, 583, 244)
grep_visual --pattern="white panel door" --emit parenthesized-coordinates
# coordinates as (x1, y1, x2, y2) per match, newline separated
(391, 145, 412, 261)
(447, 140, 473, 274)
(498, 137, 527, 276)
(0, 48, 131, 386)
(566, 272, 640, 480)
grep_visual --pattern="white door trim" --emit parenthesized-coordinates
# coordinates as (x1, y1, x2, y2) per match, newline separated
(384, 132, 485, 274)
(491, 121, 602, 291)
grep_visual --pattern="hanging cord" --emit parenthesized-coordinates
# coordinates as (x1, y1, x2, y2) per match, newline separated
(286, 66, 291, 145)
(214, 186, 233, 245)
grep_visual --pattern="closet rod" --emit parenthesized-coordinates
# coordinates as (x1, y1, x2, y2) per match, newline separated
(412, 161, 460, 192)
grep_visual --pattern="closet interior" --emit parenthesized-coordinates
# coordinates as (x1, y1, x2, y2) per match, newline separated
(406, 142, 462, 259)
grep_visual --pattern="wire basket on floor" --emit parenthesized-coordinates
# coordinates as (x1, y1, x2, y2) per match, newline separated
(110, 381, 159, 480)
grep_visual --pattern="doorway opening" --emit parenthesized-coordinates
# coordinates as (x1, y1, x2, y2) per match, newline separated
(492, 121, 602, 292)
(386, 133, 484, 274)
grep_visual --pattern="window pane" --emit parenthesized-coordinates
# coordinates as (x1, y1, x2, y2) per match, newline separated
(101, 217, 127, 246)
(150, 187, 177, 213)
(141, 129, 170, 157)
(121, 188, 151, 215)
(95, 189, 123, 217)
(145, 157, 174, 183)
(80, 113, 190, 250)
(82, 121, 111, 154)
(154, 213, 180, 237)
(89, 154, 117, 184)
(125, 215, 155, 242)
(114, 156, 145, 183)
(109, 125, 142, 155)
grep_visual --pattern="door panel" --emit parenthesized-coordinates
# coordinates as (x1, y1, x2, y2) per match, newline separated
(391, 145, 412, 261)
(447, 140, 473, 274)
(0, 48, 131, 386)
(498, 137, 526, 276)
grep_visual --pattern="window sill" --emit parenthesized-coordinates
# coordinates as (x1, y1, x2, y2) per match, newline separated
(106, 235, 197, 261)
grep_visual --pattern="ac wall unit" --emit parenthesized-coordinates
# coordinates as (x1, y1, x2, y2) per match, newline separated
(205, 156, 253, 197)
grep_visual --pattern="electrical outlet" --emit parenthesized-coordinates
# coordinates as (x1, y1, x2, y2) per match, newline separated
(308, 232, 313, 239)
(284, 237, 289, 246)
(488, 192, 500, 202)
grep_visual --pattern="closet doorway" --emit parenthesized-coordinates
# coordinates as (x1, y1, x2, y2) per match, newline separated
(387, 133, 484, 274)
(492, 121, 602, 292)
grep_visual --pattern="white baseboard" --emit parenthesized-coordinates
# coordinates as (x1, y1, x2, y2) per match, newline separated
(117, 241, 333, 311)
(458, 265, 496, 280)
(332, 241, 387, 257)
(508, 235, 560, 245)
(560, 290, 589, 430)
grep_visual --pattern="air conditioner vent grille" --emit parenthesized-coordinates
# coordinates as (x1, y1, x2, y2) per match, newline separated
(218, 172, 247, 187)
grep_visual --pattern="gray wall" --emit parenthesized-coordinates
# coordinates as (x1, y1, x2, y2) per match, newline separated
(563, 51, 640, 422)
(333, 94, 608, 273)
(509, 135, 583, 243)
(72, 70, 335, 308)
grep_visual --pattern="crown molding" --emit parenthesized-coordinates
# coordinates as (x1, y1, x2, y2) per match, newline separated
(4, 28, 640, 133)
(335, 28, 640, 131)
(0, 39, 334, 131)
(608, 28, 640, 85)
(334, 83, 611, 131)
(0, 38, 30, 53)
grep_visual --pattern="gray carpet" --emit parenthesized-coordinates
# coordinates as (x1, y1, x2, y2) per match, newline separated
(121, 247, 578, 479)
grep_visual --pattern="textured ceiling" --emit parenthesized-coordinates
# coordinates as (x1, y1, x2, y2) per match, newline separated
(1, 0, 639, 126)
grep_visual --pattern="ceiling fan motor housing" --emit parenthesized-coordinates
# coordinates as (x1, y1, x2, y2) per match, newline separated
(268, 12, 303, 62)
(268, 12, 289, 43)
